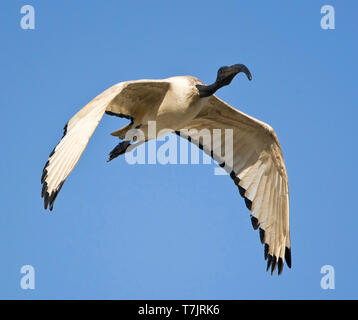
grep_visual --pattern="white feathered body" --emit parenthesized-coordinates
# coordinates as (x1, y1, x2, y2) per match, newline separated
(107, 76, 209, 138)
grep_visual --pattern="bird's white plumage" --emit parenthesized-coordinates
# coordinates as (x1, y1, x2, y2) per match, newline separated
(41, 75, 291, 274)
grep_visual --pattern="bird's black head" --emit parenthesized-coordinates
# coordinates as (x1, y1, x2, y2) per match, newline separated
(216, 64, 252, 86)
(197, 64, 252, 98)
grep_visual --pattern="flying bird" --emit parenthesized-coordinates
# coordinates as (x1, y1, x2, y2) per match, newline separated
(41, 64, 291, 275)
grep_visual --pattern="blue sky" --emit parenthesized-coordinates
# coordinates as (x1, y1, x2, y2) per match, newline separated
(0, 0, 357, 299)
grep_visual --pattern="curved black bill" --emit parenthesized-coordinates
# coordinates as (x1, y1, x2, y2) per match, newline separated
(233, 64, 252, 81)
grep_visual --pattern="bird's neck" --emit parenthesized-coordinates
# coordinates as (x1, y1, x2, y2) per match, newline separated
(196, 82, 221, 98)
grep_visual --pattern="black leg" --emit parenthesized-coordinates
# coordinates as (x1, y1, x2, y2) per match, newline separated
(107, 141, 131, 162)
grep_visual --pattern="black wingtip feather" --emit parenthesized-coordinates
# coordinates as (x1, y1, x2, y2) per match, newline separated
(41, 181, 48, 198)
(250, 215, 259, 230)
(271, 255, 277, 275)
(238, 185, 246, 197)
(49, 147, 56, 158)
(264, 244, 269, 260)
(44, 192, 49, 210)
(245, 198, 252, 211)
(42, 180, 65, 212)
(230, 171, 240, 185)
(285, 247, 292, 268)
(41, 168, 48, 184)
(62, 123, 68, 138)
(259, 228, 265, 244)
(266, 255, 272, 271)
(278, 257, 284, 275)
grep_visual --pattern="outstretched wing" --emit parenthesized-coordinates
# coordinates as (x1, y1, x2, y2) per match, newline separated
(41, 80, 169, 211)
(177, 95, 291, 275)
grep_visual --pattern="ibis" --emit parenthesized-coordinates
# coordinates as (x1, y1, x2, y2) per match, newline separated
(41, 64, 291, 275)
